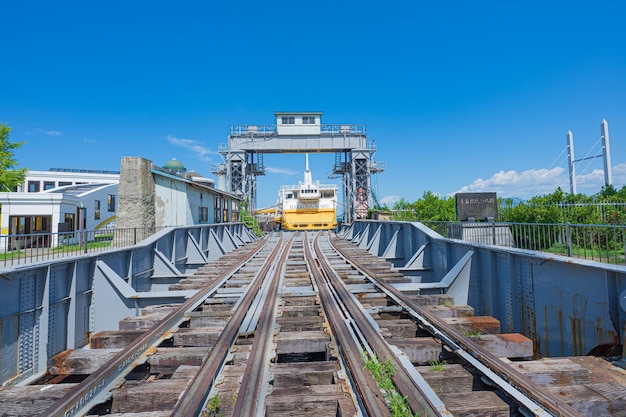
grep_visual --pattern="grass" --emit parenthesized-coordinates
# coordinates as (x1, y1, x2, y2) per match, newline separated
(462, 329, 483, 340)
(362, 353, 423, 417)
(544, 242, 626, 264)
(0, 250, 26, 260)
(53, 241, 112, 253)
(428, 359, 446, 371)
(206, 394, 221, 416)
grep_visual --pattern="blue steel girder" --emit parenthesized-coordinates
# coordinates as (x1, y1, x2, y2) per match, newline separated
(0, 223, 256, 387)
(185, 231, 209, 265)
(345, 220, 626, 358)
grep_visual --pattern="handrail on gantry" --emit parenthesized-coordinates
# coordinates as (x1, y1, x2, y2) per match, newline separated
(41, 236, 272, 417)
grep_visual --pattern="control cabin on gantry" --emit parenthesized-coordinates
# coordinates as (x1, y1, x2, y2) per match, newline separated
(211, 112, 384, 224)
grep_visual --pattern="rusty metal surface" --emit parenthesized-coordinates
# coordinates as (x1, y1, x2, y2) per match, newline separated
(40, 238, 269, 417)
(314, 234, 454, 416)
(330, 233, 584, 417)
(305, 233, 393, 417)
(170, 234, 287, 417)
(230, 235, 294, 416)
(342, 220, 626, 360)
(18, 226, 626, 416)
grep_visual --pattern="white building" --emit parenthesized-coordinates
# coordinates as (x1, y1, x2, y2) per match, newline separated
(274, 111, 322, 135)
(15, 168, 119, 193)
(0, 183, 118, 251)
(0, 159, 240, 252)
(116, 157, 241, 230)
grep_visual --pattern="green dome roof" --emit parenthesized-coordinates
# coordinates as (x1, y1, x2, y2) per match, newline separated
(163, 157, 186, 173)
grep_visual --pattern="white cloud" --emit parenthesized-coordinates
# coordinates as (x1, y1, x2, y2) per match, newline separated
(455, 167, 567, 198)
(265, 166, 299, 176)
(455, 162, 626, 198)
(380, 195, 401, 206)
(166, 135, 219, 162)
(83, 138, 98, 144)
(34, 128, 63, 137)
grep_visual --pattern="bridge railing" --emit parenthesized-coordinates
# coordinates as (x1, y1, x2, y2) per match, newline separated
(341, 219, 626, 359)
(0, 226, 169, 266)
(420, 220, 626, 265)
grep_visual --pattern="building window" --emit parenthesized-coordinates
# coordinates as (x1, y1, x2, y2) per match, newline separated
(28, 181, 40, 192)
(281, 116, 295, 124)
(302, 116, 316, 124)
(199, 206, 208, 223)
(59, 181, 71, 187)
(214, 198, 221, 223)
(43, 181, 56, 190)
(95, 200, 101, 220)
(62, 213, 75, 235)
(107, 195, 116, 212)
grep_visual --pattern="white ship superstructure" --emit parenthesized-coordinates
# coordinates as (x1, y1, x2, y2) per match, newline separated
(276, 155, 337, 230)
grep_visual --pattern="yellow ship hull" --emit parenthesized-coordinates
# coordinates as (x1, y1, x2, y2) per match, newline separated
(279, 208, 337, 231)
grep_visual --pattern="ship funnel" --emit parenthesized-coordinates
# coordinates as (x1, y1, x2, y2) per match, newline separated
(304, 154, 313, 186)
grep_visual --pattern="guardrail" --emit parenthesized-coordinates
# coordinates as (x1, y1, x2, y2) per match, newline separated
(341, 219, 626, 358)
(419, 220, 626, 265)
(0, 227, 168, 266)
(228, 124, 368, 136)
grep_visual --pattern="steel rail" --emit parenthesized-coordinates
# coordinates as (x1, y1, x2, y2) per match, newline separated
(231, 233, 295, 416)
(312, 233, 446, 417)
(304, 232, 392, 417)
(328, 235, 585, 417)
(170, 232, 291, 417)
(40, 237, 270, 417)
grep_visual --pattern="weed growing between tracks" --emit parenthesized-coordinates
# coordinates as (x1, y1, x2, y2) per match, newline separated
(205, 394, 222, 417)
(462, 329, 483, 341)
(362, 353, 424, 417)
(428, 359, 446, 371)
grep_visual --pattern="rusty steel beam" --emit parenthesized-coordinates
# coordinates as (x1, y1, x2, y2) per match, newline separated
(40, 238, 270, 417)
(329, 234, 584, 417)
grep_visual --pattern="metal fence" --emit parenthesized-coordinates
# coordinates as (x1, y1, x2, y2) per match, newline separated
(420, 220, 626, 265)
(0, 227, 167, 267)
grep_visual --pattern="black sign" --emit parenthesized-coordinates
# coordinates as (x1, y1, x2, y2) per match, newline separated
(455, 192, 498, 221)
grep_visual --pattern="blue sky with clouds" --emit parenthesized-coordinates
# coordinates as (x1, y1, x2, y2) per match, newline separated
(2, 1, 626, 208)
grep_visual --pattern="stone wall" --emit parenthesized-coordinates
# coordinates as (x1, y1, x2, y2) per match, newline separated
(115, 157, 156, 233)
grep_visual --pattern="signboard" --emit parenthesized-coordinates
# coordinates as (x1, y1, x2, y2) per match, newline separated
(455, 192, 498, 221)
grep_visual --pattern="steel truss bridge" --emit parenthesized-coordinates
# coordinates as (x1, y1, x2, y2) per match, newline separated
(211, 113, 384, 224)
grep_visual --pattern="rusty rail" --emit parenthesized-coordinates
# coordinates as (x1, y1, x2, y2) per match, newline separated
(303, 232, 392, 416)
(170, 233, 292, 417)
(230, 234, 294, 415)
(40, 238, 270, 417)
(311, 232, 447, 416)
(329, 234, 584, 417)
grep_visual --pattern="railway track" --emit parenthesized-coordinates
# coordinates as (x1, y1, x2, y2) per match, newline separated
(2, 231, 626, 416)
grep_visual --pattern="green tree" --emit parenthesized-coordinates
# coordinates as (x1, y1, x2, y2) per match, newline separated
(392, 192, 456, 221)
(599, 184, 617, 198)
(0, 123, 26, 191)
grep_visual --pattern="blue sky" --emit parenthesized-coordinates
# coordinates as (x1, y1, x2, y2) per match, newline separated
(2, 1, 626, 209)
